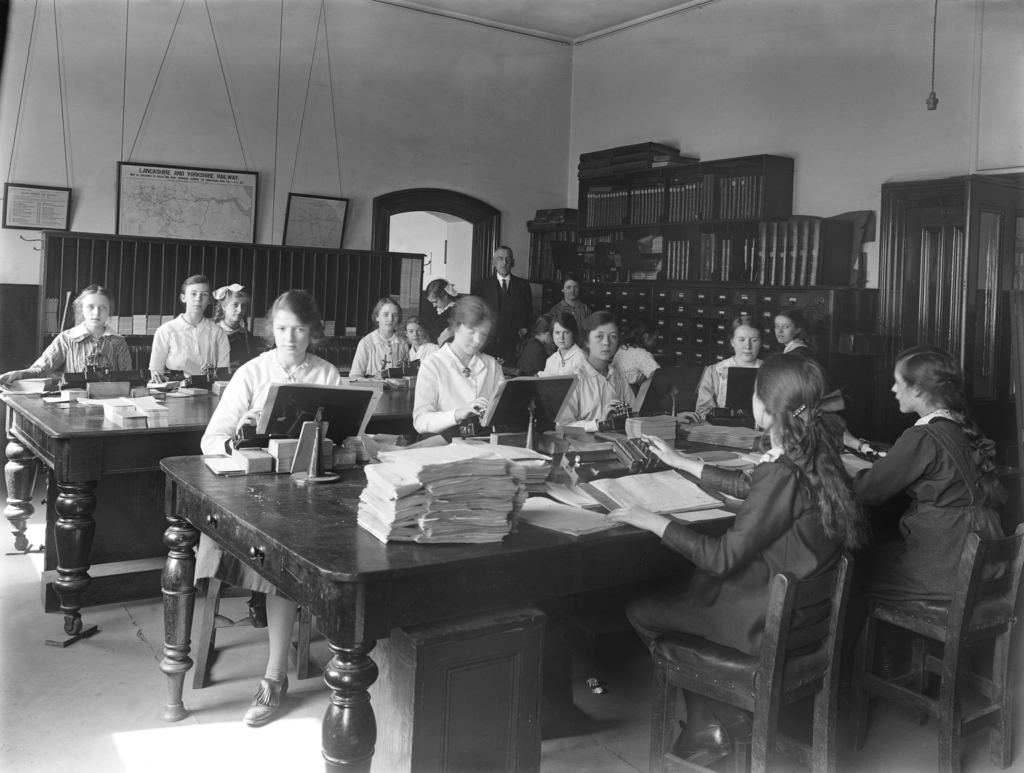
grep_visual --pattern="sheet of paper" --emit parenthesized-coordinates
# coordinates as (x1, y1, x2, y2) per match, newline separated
(518, 497, 617, 536)
(841, 453, 874, 475)
(453, 439, 551, 461)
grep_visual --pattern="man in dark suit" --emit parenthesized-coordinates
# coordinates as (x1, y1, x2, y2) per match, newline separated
(471, 246, 533, 364)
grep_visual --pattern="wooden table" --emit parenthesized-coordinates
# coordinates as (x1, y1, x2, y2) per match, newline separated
(2, 387, 418, 639)
(3, 393, 215, 638)
(159, 456, 718, 772)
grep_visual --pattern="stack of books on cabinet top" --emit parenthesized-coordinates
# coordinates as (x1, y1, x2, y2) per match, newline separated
(357, 443, 528, 544)
(578, 142, 698, 180)
(528, 208, 577, 225)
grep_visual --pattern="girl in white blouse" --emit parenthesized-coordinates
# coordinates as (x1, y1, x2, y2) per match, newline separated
(199, 290, 340, 727)
(683, 315, 763, 423)
(149, 274, 230, 382)
(349, 297, 411, 377)
(612, 315, 661, 385)
(556, 311, 633, 432)
(540, 312, 585, 377)
(413, 295, 504, 437)
(405, 316, 440, 362)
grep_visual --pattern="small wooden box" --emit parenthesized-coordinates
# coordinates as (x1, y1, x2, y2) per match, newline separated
(371, 605, 545, 773)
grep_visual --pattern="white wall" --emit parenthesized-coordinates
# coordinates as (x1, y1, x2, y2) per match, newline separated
(0, 0, 574, 284)
(567, 0, 1024, 287)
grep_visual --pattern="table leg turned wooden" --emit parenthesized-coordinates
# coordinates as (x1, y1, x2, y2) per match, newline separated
(322, 640, 379, 773)
(51, 481, 99, 642)
(4, 438, 38, 553)
(159, 505, 200, 722)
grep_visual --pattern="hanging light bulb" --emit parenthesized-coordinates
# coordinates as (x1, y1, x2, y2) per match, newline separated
(927, 0, 939, 110)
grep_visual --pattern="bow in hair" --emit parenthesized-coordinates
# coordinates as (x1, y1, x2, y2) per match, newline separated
(213, 283, 244, 301)
(445, 282, 458, 297)
(792, 390, 845, 418)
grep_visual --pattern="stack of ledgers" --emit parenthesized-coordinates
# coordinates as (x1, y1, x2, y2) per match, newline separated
(358, 443, 527, 544)
(684, 421, 763, 450)
(625, 415, 676, 441)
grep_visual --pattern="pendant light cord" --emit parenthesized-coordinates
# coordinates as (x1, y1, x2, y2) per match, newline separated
(931, 0, 938, 92)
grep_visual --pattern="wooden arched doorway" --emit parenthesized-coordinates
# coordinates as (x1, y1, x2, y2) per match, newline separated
(371, 189, 501, 288)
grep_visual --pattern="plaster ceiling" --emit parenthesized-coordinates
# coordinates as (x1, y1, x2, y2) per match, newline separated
(369, 0, 721, 43)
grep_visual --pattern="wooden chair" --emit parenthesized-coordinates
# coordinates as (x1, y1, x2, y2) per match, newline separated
(852, 524, 1024, 773)
(192, 577, 313, 690)
(649, 554, 852, 773)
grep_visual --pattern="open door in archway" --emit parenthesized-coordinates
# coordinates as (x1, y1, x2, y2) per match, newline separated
(371, 189, 501, 288)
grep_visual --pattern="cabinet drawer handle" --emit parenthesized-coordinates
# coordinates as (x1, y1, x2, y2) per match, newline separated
(205, 514, 218, 528)
(249, 546, 265, 564)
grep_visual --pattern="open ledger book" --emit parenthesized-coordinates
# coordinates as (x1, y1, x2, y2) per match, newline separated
(578, 470, 722, 515)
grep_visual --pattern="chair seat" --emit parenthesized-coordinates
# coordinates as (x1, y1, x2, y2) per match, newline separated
(654, 632, 829, 697)
(874, 595, 1014, 632)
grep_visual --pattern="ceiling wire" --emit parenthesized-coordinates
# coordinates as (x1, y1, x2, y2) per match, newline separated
(127, 0, 186, 161)
(6, 0, 40, 180)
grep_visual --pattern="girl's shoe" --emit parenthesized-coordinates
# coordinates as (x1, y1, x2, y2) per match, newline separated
(671, 718, 732, 765)
(243, 677, 288, 727)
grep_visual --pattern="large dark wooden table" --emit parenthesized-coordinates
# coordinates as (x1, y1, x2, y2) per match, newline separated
(158, 456, 710, 772)
(1, 387, 417, 638)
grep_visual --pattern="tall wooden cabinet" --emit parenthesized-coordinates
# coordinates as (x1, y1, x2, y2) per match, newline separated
(876, 175, 1024, 463)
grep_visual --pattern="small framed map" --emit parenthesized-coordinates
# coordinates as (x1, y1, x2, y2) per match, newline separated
(116, 162, 257, 243)
(283, 193, 349, 249)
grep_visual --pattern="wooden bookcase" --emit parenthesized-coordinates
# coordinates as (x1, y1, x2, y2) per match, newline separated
(527, 221, 577, 283)
(38, 231, 424, 351)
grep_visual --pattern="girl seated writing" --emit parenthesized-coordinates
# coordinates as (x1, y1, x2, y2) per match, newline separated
(413, 295, 504, 438)
(609, 354, 867, 763)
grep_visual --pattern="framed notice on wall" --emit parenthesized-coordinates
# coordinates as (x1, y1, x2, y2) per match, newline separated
(282, 193, 349, 249)
(116, 162, 258, 243)
(2, 184, 71, 230)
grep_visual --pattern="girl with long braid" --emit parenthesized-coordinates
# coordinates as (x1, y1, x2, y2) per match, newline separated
(608, 354, 867, 763)
(844, 346, 1005, 604)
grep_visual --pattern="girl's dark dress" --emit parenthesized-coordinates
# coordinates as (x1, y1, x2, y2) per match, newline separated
(226, 327, 260, 373)
(629, 458, 843, 657)
(517, 338, 549, 376)
(851, 418, 1003, 602)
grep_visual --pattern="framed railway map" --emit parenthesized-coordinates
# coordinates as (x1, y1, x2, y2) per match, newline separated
(116, 162, 258, 243)
(282, 193, 349, 249)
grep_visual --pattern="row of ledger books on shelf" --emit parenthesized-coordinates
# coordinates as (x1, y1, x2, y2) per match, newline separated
(666, 173, 763, 222)
(584, 172, 764, 228)
(627, 181, 664, 226)
(756, 217, 853, 287)
(584, 188, 629, 228)
(660, 235, 758, 283)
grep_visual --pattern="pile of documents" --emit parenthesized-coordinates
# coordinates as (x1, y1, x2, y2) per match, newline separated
(454, 440, 552, 494)
(358, 444, 527, 543)
(77, 396, 169, 427)
(683, 422, 763, 450)
(625, 415, 676, 441)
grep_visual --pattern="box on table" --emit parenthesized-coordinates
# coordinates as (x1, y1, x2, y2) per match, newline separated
(231, 448, 274, 474)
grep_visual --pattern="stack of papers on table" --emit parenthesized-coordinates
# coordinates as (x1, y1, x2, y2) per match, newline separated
(625, 415, 676, 441)
(357, 443, 527, 543)
(683, 422, 763, 450)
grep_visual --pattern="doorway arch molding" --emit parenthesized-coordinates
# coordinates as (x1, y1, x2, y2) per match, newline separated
(371, 188, 501, 287)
